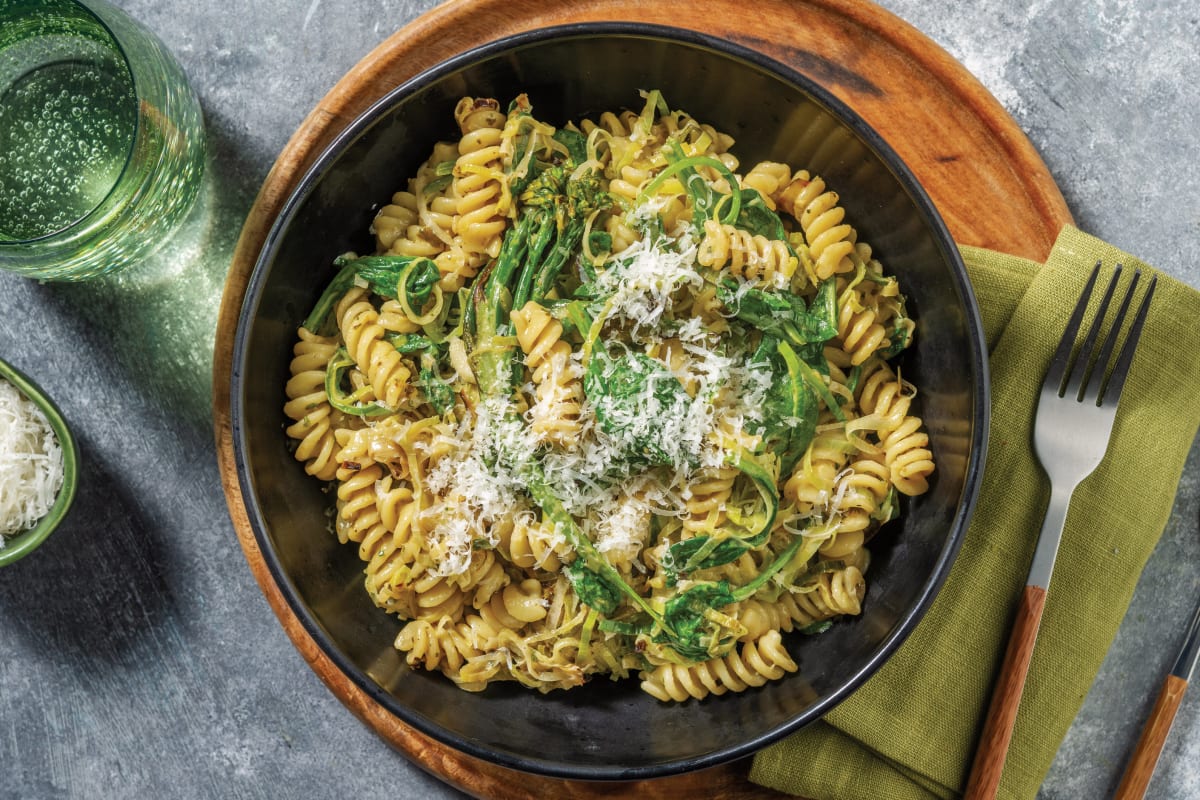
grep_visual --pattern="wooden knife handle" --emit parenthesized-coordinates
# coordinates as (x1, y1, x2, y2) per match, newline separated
(963, 585, 1048, 800)
(1112, 674, 1189, 800)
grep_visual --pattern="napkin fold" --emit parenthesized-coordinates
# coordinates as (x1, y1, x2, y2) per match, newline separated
(750, 225, 1200, 800)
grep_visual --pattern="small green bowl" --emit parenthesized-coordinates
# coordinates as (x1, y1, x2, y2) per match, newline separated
(0, 358, 79, 566)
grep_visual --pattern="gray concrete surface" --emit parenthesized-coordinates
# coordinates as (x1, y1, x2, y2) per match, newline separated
(0, 1, 1197, 798)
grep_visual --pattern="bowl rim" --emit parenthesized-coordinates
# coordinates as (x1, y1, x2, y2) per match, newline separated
(231, 20, 990, 779)
(0, 358, 80, 567)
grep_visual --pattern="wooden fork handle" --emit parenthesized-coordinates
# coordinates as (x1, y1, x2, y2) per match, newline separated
(1112, 674, 1189, 800)
(963, 585, 1048, 800)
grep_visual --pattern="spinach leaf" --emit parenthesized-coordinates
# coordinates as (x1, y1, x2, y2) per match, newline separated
(663, 536, 748, 577)
(564, 561, 622, 615)
(525, 468, 647, 620)
(654, 581, 738, 662)
(751, 338, 819, 476)
(552, 127, 588, 166)
(877, 315, 913, 359)
(398, 256, 442, 310)
(718, 278, 838, 349)
(303, 254, 439, 335)
(583, 345, 695, 467)
(416, 361, 455, 416)
(735, 187, 790, 244)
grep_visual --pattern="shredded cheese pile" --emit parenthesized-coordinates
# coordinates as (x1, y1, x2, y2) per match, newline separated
(412, 226, 782, 577)
(0, 378, 64, 542)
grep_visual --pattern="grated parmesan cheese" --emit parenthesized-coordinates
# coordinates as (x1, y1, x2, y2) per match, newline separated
(595, 233, 703, 335)
(0, 378, 64, 542)
(394, 220, 785, 577)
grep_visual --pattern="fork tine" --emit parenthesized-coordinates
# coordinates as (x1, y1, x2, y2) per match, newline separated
(1064, 264, 1122, 401)
(1098, 273, 1156, 406)
(1045, 261, 1102, 396)
(1080, 269, 1140, 403)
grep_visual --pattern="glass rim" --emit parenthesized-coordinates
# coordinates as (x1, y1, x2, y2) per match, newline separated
(0, 0, 141, 247)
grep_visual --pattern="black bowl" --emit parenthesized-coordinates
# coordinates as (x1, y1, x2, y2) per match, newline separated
(231, 23, 988, 780)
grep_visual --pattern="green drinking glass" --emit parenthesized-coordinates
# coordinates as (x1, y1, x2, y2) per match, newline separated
(0, 0, 205, 280)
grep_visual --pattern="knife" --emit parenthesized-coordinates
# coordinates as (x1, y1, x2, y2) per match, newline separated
(1112, 508, 1200, 800)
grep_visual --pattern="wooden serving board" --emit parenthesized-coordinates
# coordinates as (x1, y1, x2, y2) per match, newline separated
(212, 1, 1072, 797)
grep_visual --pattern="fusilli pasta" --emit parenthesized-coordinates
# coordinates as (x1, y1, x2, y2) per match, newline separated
(282, 90, 934, 701)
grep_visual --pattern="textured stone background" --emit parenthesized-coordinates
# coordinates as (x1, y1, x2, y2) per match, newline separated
(1, 1, 1197, 798)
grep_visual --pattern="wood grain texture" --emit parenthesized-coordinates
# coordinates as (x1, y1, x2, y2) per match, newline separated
(1113, 675, 1190, 800)
(212, 1, 1073, 797)
(964, 585, 1048, 800)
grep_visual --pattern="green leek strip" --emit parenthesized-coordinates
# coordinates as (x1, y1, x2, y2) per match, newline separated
(635, 89, 667, 139)
(664, 448, 779, 577)
(324, 348, 391, 417)
(793, 558, 847, 587)
(580, 295, 616, 366)
(420, 288, 459, 344)
(838, 260, 868, 308)
(303, 254, 440, 336)
(578, 607, 599, 660)
(724, 447, 780, 537)
(731, 534, 809, 602)
(763, 519, 838, 597)
(845, 364, 863, 397)
(420, 163, 454, 197)
(636, 153, 742, 226)
(397, 262, 445, 325)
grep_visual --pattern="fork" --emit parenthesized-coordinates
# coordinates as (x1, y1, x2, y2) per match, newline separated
(963, 262, 1157, 800)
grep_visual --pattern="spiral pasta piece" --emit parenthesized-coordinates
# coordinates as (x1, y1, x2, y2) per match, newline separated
(377, 298, 422, 336)
(452, 97, 510, 258)
(361, 479, 423, 616)
(372, 190, 420, 253)
(785, 566, 867, 623)
(836, 287, 890, 367)
(639, 630, 798, 702)
(739, 161, 791, 211)
(335, 287, 412, 410)
(496, 512, 572, 572)
(283, 328, 341, 481)
(683, 465, 739, 533)
(511, 301, 583, 447)
(334, 463, 386, 548)
(696, 220, 796, 287)
(478, 578, 549, 628)
(857, 359, 910, 429)
(783, 428, 853, 516)
(395, 616, 488, 683)
(434, 244, 485, 293)
(734, 597, 798, 641)
(854, 362, 935, 494)
(779, 171, 855, 281)
(881, 416, 935, 496)
(406, 569, 467, 621)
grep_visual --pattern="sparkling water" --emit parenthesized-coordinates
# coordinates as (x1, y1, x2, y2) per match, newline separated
(0, 0, 205, 279)
(0, 37, 137, 241)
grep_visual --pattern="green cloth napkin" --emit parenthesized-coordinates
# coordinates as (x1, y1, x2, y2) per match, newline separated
(750, 225, 1200, 800)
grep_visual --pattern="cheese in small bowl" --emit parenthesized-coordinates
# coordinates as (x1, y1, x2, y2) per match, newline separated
(0, 360, 78, 566)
